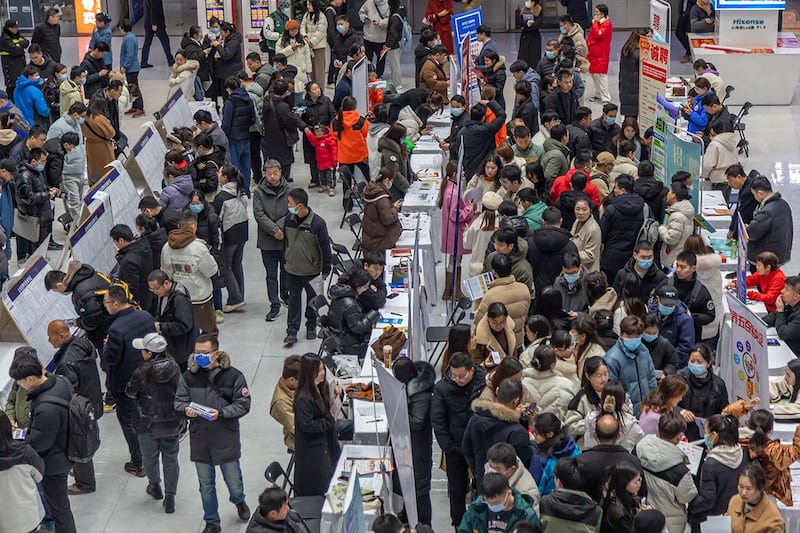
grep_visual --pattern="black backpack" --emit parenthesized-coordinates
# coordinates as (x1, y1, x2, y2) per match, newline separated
(42, 379, 101, 464)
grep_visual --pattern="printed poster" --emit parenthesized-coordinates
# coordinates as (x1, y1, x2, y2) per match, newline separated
(725, 294, 768, 402)
(638, 36, 670, 130)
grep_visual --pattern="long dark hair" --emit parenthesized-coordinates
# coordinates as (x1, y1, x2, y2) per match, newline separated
(572, 313, 604, 362)
(621, 29, 644, 57)
(747, 409, 775, 455)
(436, 161, 458, 209)
(639, 375, 688, 414)
(706, 413, 740, 447)
(580, 356, 607, 396)
(535, 287, 565, 330)
(280, 25, 305, 47)
(383, 122, 408, 158)
(442, 323, 471, 372)
(683, 234, 714, 255)
(295, 353, 329, 412)
(490, 357, 523, 392)
(305, 0, 322, 24)
(334, 96, 358, 140)
(219, 164, 245, 195)
(602, 462, 642, 519)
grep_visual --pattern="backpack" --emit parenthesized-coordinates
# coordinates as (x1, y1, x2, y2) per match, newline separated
(636, 203, 660, 246)
(394, 13, 413, 53)
(95, 273, 141, 310)
(42, 380, 101, 463)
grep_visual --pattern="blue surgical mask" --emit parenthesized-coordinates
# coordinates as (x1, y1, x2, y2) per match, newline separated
(564, 272, 581, 285)
(336, 24, 346, 34)
(35, 164, 45, 172)
(658, 304, 675, 316)
(559, 26, 567, 34)
(80, 77, 86, 85)
(622, 337, 642, 351)
(77, 117, 86, 125)
(703, 435, 714, 449)
(642, 332, 658, 343)
(58, 73, 68, 81)
(189, 204, 204, 214)
(451, 107, 464, 117)
(210, 28, 220, 36)
(288, 207, 298, 215)
(605, 117, 616, 126)
(486, 493, 508, 513)
(688, 363, 707, 376)
(194, 353, 213, 368)
(33, 77, 43, 86)
(637, 259, 653, 270)
(282, 7, 290, 15)
(545, 50, 556, 59)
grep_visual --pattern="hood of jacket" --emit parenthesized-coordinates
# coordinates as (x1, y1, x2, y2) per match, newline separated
(369, 121, 390, 137)
(634, 176, 665, 201)
(637, 434, 687, 472)
(711, 131, 737, 150)
(398, 105, 423, 128)
(533, 226, 573, 254)
(707, 444, 744, 469)
(377, 136, 402, 156)
(407, 361, 436, 397)
(610, 192, 644, 217)
(0, 128, 17, 146)
(471, 397, 522, 423)
(228, 86, 251, 103)
(414, 45, 431, 59)
(151, 356, 181, 384)
(256, 178, 289, 198)
(589, 287, 618, 313)
(329, 282, 358, 301)
(340, 109, 364, 128)
(567, 24, 583, 40)
(363, 181, 391, 203)
(0, 442, 29, 472)
(187, 350, 231, 373)
(523, 68, 540, 85)
(166, 228, 197, 249)
(64, 261, 95, 290)
(15, 75, 40, 92)
(543, 137, 569, 156)
(666, 199, 694, 219)
(169, 174, 195, 196)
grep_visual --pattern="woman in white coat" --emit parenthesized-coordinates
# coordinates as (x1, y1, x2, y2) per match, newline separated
(300, 0, 328, 87)
(684, 235, 724, 341)
(571, 197, 602, 273)
(522, 344, 577, 423)
(167, 50, 200, 101)
(276, 19, 313, 96)
(463, 191, 502, 276)
(657, 182, 695, 267)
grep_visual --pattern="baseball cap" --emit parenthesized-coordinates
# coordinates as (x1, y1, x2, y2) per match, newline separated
(596, 151, 615, 165)
(4, 20, 19, 29)
(132, 332, 168, 352)
(656, 285, 679, 306)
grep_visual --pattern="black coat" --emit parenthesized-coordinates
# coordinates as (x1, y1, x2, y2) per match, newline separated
(764, 304, 800, 357)
(407, 362, 435, 497)
(80, 52, 108, 103)
(300, 95, 336, 164)
(544, 89, 579, 124)
(561, 0, 590, 29)
(430, 366, 487, 454)
(729, 178, 756, 236)
(102, 306, 155, 392)
(674, 275, 716, 341)
(526, 226, 579, 298)
(332, 27, 362, 62)
(14, 162, 52, 223)
(27, 375, 71, 474)
(181, 36, 211, 82)
(600, 193, 646, 274)
(125, 355, 186, 438)
(192, 149, 224, 197)
(517, 11, 543, 68)
(0, 28, 28, 89)
(114, 238, 154, 312)
(555, 189, 593, 231)
(213, 31, 244, 81)
(746, 192, 793, 265)
(156, 208, 181, 233)
(326, 283, 380, 354)
(451, 100, 507, 181)
(612, 257, 667, 301)
(31, 21, 61, 62)
(618, 49, 640, 117)
(293, 391, 341, 496)
(689, 448, 750, 523)
(414, 44, 432, 87)
(144, 0, 166, 27)
(52, 336, 103, 419)
(633, 175, 667, 224)
(65, 263, 111, 341)
(263, 95, 307, 165)
(677, 368, 728, 440)
(479, 64, 507, 111)
(577, 444, 642, 503)
(565, 123, 591, 157)
(643, 336, 677, 375)
(155, 282, 198, 366)
(144, 228, 168, 270)
(512, 96, 539, 134)
(589, 118, 621, 154)
(358, 275, 387, 311)
(42, 137, 64, 188)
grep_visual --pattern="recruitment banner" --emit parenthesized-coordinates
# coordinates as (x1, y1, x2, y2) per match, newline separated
(451, 8, 483, 63)
(638, 36, 670, 130)
(725, 294, 768, 402)
(651, 95, 679, 183)
(665, 129, 702, 211)
(649, 0, 671, 43)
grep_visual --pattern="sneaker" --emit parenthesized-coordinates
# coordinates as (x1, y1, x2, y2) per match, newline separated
(146, 482, 164, 500)
(306, 327, 317, 340)
(129, 108, 145, 117)
(123, 108, 137, 115)
(201, 523, 221, 533)
(141, 63, 154, 69)
(309, 181, 320, 188)
(680, 54, 691, 63)
(328, 188, 336, 197)
(280, 295, 290, 307)
(163, 494, 175, 513)
(222, 301, 246, 313)
(265, 308, 280, 321)
(318, 185, 328, 193)
(589, 96, 601, 102)
(215, 310, 225, 324)
(124, 462, 145, 477)
(283, 332, 298, 346)
(68, 483, 95, 495)
(236, 501, 251, 521)
(47, 241, 64, 251)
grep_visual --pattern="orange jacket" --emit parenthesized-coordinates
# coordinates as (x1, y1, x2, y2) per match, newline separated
(484, 106, 507, 148)
(333, 110, 370, 164)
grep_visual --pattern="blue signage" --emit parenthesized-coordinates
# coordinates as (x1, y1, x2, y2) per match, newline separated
(451, 8, 483, 63)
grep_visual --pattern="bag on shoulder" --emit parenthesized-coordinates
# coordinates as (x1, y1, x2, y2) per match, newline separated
(43, 382, 101, 463)
(394, 13, 413, 53)
(96, 273, 141, 310)
(637, 204, 660, 246)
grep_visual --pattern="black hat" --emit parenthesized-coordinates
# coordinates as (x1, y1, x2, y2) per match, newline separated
(4, 19, 19, 29)
(656, 285, 679, 307)
(633, 509, 666, 533)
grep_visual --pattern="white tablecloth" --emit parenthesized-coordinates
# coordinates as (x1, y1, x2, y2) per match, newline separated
(395, 213, 438, 298)
(701, 189, 733, 231)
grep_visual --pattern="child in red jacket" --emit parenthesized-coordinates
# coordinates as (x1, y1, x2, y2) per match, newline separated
(305, 125, 338, 197)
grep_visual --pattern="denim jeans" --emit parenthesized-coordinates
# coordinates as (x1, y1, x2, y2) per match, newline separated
(195, 460, 245, 525)
(223, 242, 245, 304)
(139, 435, 180, 496)
(228, 140, 252, 198)
(141, 25, 173, 65)
(260, 250, 288, 311)
(286, 273, 317, 334)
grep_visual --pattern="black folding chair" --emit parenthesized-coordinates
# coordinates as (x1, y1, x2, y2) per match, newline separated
(722, 85, 735, 104)
(264, 461, 323, 533)
(329, 242, 356, 290)
(344, 213, 363, 258)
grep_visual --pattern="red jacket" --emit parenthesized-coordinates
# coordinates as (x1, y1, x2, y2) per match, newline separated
(424, 0, 454, 54)
(305, 128, 339, 171)
(586, 18, 613, 74)
(549, 169, 601, 206)
(745, 268, 787, 312)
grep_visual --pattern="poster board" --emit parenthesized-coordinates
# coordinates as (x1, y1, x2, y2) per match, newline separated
(157, 88, 194, 137)
(1, 256, 79, 364)
(70, 200, 117, 276)
(737, 213, 748, 302)
(650, 0, 671, 43)
(352, 58, 368, 117)
(84, 161, 141, 229)
(665, 129, 702, 211)
(127, 123, 167, 195)
(375, 363, 418, 526)
(451, 8, 483, 63)
(340, 465, 366, 533)
(638, 36, 670, 130)
(725, 293, 768, 402)
(651, 95, 679, 183)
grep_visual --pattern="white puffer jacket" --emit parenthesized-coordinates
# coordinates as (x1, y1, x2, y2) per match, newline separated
(522, 368, 577, 422)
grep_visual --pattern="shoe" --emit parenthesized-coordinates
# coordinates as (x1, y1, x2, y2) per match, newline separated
(68, 483, 95, 495)
(265, 308, 280, 321)
(215, 310, 225, 324)
(146, 482, 164, 500)
(680, 54, 691, 63)
(280, 295, 290, 307)
(124, 462, 146, 477)
(129, 108, 145, 117)
(306, 327, 317, 340)
(328, 188, 336, 197)
(103, 401, 116, 413)
(223, 301, 246, 313)
(201, 523, 221, 533)
(47, 241, 63, 251)
(318, 185, 328, 193)
(141, 63, 154, 68)
(283, 333, 298, 346)
(17, 254, 29, 265)
(236, 501, 251, 521)
(123, 108, 136, 115)
(589, 96, 601, 102)
(163, 494, 175, 513)
(309, 181, 320, 188)
(326, 83, 335, 90)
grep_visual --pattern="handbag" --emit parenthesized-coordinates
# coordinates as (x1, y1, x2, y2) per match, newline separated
(391, 258, 410, 283)
(13, 211, 40, 242)
(370, 326, 407, 358)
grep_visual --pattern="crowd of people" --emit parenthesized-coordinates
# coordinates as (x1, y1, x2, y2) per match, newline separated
(0, 1, 797, 533)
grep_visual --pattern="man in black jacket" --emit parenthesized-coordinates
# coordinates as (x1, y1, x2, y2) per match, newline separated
(0, 19, 29, 101)
(747, 175, 794, 266)
(358, 252, 387, 311)
(15, 146, 58, 255)
(141, 0, 173, 68)
(30, 7, 61, 62)
(139, 195, 181, 233)
(565, 106, 592, 156)
(725, 164, 757, 241)
(764, 276, 800, 357)
(451, 99, 507, 181)
(263, 80, 309, 182)
(10, 349, 77, 533)
(175, 335, 252, 533)
(247, 487, 304, 533)
(612, 240, 667, 302)
(576, 413, 641, 503)
(588, 102, 620, 154)
(544, 70, 579, 124)
(431, 352, 487, 528)
(47, 319, 103, 495)
(148, 270, 198, 372)
(634, 160, 667, 224)
(526, 206, 579, 298)
(110, 224, 154, 312)
(331, 16, 363, 86)
(674, 251, 716, 342)
(80, 42, 110, 100)
(599, 175, 647, 281)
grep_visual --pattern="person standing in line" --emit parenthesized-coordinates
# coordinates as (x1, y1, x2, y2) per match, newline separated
(0, 19, 28, 101)
(281, 188, 331, 347)
(31, 7, 61, 63)
(262, 0, 291, 63)
(89, 13, 112, 69)
(141, 0, 174, 68)
(119, 19, 144, 117)
(110, 223, 155, 312)
(424, 0, 453, 54)
(175, 335, 252, 533)
(46, 102, 86, 225)
(147, 270, 198, 373)
(586, 4, 612, 104)
(300, 0, 328, 88)
(517, 0, 543, 68)
(0, 410, 45, 533)
(382, 0, 405, 90)
(220, 78, 255, 194)
(10, 349, 77, 533)
(359, 0, 390, 76)
(212, 165, 249, 312)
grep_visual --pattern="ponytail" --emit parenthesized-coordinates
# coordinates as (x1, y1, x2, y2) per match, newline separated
(747, 409, 774, 455)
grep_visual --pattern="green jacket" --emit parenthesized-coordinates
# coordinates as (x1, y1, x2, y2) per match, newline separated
(458, 488, 540, 533)
(283, 209, 332, 277)
(523, 202, 547, 231)
(484, 237, 533, 292)
(540, 488, 603, 533)
(4, 381, 31, 428)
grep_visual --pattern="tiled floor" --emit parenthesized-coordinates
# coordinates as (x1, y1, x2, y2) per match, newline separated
(40, 31, 800, 532)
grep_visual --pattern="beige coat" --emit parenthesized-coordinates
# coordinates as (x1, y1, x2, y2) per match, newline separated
(275, 38, 313, 93)
(269, 379, 295, 451)
(610, 156, 638, 180)
(474, 276, 531, 347)
(726, 494, 786, 533)
(658, 199, 695, 267)
(168, 59, 200, 100)
(571, 216, 602, 273)
(300, 11, 328, 50)
(522, 368, 577, 422)
(474, 313, 517, 361)
(703, 132, 739, 184)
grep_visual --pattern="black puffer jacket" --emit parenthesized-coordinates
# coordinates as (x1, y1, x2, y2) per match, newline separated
(14, 162, 51, 223)
(126, 354, 187, 438)
(407, 362, 435, 497)
(27, 375, 72, 475)
(52, 336, 103, 419)
(246, 511, 304, 533)
(526, 226, 579, 298)
(213, 31, 244, 81)
(431, 366, 487, 454)
(63, 261, 111, 340)
(599, 193, 646, 274)
(414, 44, 432, 87)
(643, 335, 677, 375)
(451, 100, 506, 180)
(633, 175, 667, 224)
(180, 35, 211, 82)
(512, 95, 539, 134)
(677, 368, 729, 441)
(300, 95, 336, 163)
(192, 149, 224, 198)
(746, 192, 793, 265)
(326, 283, 380, 354)
(144, 228, 167, 270)
(618, 49, 640, 117)
(612, 257, 667, 301)
(155, 282, 197, 367)
(114, 238, 154, 312)
(0, 27, 28, 90)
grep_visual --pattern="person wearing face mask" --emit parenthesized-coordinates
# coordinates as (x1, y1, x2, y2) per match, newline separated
(674, 343, 729, 438)
(612, 240, 667, 302)
(43, 63, 67, 123)
(46, 102, 86, 223)
(603, 315, 656, 415)
(262, 0, 291, 63)
(14, 146, 58, 255)
(59, 66, 86, 116)
(424, 0, 454, 54)
(552, 253, 588, 315)
(359, 0, 391, 77)
(414, 29, 438, 87)
(191, 133, 223, 200)
(485, 442, 540, 511)
(330, 16, 362, 88)
(175, 335, 252, 533)
(458, 472, 540, 533)
(648, 285, 695, 368)
(13, 65, 50, 128)
(641, 313, 677, 375)
(536, 39, 559, 78)
(0, 19, 29, 102)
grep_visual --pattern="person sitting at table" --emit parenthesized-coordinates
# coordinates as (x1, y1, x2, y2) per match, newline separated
(693, 59, 724, 96)
(357, 252, 387, 312)
(728, 251, 786, 313)
(474, 254, 530, 347)
(474, 302, 517, 367)
(676, 343, 729, 441)
(325, 269, 381, 359)
(725, 463, 786, 533)
(763, 276, 800, 357)
(361, 166, 402, 255)
(770, 359, 800, 419)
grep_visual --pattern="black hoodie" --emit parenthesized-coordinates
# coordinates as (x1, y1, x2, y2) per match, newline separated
(599, 193, 646, 274)
(526, 225, 579, 297)
(634, 175, 668, 224)
(125, 355, 186, 438)
(113, 237, 154, 312)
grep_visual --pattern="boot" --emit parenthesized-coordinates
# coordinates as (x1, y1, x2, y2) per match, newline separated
(442, 271, 453, 300)
(454, 267, 465, 300)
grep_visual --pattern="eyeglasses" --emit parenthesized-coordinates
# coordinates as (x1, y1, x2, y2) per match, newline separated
(451, 372, 472, 382)
(148, 284, 163, 293)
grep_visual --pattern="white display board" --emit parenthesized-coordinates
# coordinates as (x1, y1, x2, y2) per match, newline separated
(129, 123, 167, 194)
(70, 200, 117, 276)
(352, 58, 368, 117)
(158, 88, 194, 134)
(84, 161, 141, 229)
(2, 256, 80, 363)
(725, 294, 769, 402)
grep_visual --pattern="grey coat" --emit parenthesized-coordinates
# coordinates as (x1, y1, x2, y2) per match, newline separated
(253, 178, 289, 251)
